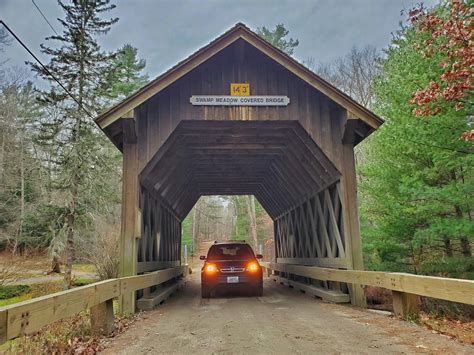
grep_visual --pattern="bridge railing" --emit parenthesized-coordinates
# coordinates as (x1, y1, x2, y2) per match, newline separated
(260, 262, 474, 317)
(0, 265, 188, 345)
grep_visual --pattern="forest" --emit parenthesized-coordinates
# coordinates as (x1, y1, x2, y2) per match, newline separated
(0, 0, 472, 294)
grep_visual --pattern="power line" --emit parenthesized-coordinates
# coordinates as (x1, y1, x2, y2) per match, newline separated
(0, 20, 94, 119)
(31, 0, 59, 35)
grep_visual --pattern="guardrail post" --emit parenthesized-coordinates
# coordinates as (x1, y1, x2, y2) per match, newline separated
(392, 291, 420, 318)
(90, 299, 115, 336)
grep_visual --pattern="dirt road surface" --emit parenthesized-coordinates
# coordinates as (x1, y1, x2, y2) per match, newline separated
(103, 272, 472, 354)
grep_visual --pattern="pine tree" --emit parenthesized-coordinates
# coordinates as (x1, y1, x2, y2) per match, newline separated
(30, 0, 119, 288)
(360, 10, 473, 276)
(102, 44, 148, 101)
(257, 24, 299, 55)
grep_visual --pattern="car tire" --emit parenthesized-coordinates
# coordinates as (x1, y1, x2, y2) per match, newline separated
(201, 285, 211, 298)
(254, 283, 263, 297)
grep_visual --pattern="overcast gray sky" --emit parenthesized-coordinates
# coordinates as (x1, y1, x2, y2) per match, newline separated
(1, 0, 439, 79)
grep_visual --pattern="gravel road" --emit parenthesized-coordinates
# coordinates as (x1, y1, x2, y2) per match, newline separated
(103, 272, 472, 354)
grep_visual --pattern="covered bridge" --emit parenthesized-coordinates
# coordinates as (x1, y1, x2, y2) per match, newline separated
(95, 23, 383, 313)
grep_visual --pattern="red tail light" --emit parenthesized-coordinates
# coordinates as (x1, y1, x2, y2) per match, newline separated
(204, 263, 218, 274)
(247, 261, 260, 272)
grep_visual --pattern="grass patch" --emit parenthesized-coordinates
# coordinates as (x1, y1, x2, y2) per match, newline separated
(72, 263, 96, 273)
(0, 294, 32, 307)
(0, 285, 30, 300)
(72, 278, 96, 287)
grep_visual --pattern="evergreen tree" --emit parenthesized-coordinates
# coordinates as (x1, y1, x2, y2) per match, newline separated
(360, 9, 473, 277)
(29, 0, 119, 288)
(257, 24, 299, 55)
(102, 44, 148, 101)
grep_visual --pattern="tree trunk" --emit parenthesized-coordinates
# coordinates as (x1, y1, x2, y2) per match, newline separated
(454, 205, 472, 257)
(64, 182, 78, 289)
(246, 196, 258, 250)
(442, 236, 453, 257)
(0, 131, 5, 183)
(50, 251, 61, 274)
(15, 133, 25, 256)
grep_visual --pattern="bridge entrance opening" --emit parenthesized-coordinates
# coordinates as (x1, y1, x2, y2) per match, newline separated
(95, 23, 382, 313)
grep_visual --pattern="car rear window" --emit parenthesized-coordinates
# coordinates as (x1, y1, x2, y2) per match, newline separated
(207, 244, 255, 260)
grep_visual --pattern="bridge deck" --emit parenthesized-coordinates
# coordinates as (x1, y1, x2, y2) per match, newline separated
(103, 273, 472, 354)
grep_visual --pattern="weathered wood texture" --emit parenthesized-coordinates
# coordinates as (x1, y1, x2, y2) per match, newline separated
(138, 187, 181, 267)
(271, 275, 350, 303)
(90, 299, 114, 336)
(261, 263, 474, 305)
(120, 137, 139, 314)
(0, 266, 187, 344)
(139, 120, 341, 219)
(392, 291, 420, 318)
(274, 183, 346, 261)
(108, 33, 374, 307)
(129, 40, 355, 176)
(97, 24, 382, 132)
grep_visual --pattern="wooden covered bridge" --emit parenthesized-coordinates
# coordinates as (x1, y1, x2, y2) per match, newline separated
(0, 24, 472, 344)
(95, 23, 381, 312)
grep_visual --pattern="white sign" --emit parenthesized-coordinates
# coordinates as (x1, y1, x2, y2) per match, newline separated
(190, 95, 290, 106)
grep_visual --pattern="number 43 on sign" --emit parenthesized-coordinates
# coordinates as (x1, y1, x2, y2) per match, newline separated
(230, 83, 250, 96)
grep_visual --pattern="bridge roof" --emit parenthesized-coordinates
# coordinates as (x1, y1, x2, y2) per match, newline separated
(140, 120, 341, 219)
(95, 23, 383, 133)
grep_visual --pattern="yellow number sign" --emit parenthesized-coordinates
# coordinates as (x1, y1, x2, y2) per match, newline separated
(230, 83, 250, 96)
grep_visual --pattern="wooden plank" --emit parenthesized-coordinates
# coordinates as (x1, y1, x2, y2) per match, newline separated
(262, 263, 474, 305)
(277, 257, 349, 269)
(120, 140, 139, 314)
(0, 266, 188, 344)
(272, 276, 350, 303)
(136, 261, 181, 273)
(2, 279, 119, 341)
(136, 279, 186, 311)
(120, 266, 187, 294)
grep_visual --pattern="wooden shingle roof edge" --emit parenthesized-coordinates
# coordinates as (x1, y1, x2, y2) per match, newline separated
(95, 23, 384, 130)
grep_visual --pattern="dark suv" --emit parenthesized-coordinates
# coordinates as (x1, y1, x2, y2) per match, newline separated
(200, 241, 263, 298)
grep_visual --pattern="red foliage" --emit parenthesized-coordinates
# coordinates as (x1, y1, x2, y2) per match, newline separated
(408, 1, 473, 140)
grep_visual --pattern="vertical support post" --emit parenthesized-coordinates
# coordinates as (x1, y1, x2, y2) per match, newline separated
(340, 141, 366, 307)
(184, 244, 188, 265)
(90, 299, 114, 336)
(392, 291, 420, 318)
(120, 112, 138, 314)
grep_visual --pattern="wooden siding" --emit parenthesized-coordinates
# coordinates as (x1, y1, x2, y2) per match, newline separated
(135, 39, 347, 174)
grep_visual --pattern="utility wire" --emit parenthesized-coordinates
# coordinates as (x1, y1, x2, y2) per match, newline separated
(0, 20, 94, 119)
(31, 0, 59, 35)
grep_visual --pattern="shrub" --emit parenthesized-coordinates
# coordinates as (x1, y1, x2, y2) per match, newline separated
(0, 285, 30, 300)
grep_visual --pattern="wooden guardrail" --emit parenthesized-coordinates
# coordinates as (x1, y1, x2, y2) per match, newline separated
(0, 265, 187, 344)
(261, 262, 474, 317)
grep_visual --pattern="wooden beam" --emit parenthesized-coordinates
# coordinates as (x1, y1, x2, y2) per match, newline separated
(277, 257, 349, 269)
(120, 140, 139, 314)
(271, 275, 350, 303)
(392, 291, 420, 318)
(137, 260, 180, 273)
(262, 263, 474, 306)
(0, 280, 119, 341)
(340, 140, 366, 307)
(122, 110, 137, 144)
(90, 299, 114, 336)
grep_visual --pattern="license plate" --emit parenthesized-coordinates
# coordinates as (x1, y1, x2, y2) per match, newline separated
(227, 276, 239, 283)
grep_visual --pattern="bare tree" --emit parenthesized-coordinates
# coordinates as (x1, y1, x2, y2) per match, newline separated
(246, 196, 258, 250)
(305, 45, 381, 108)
